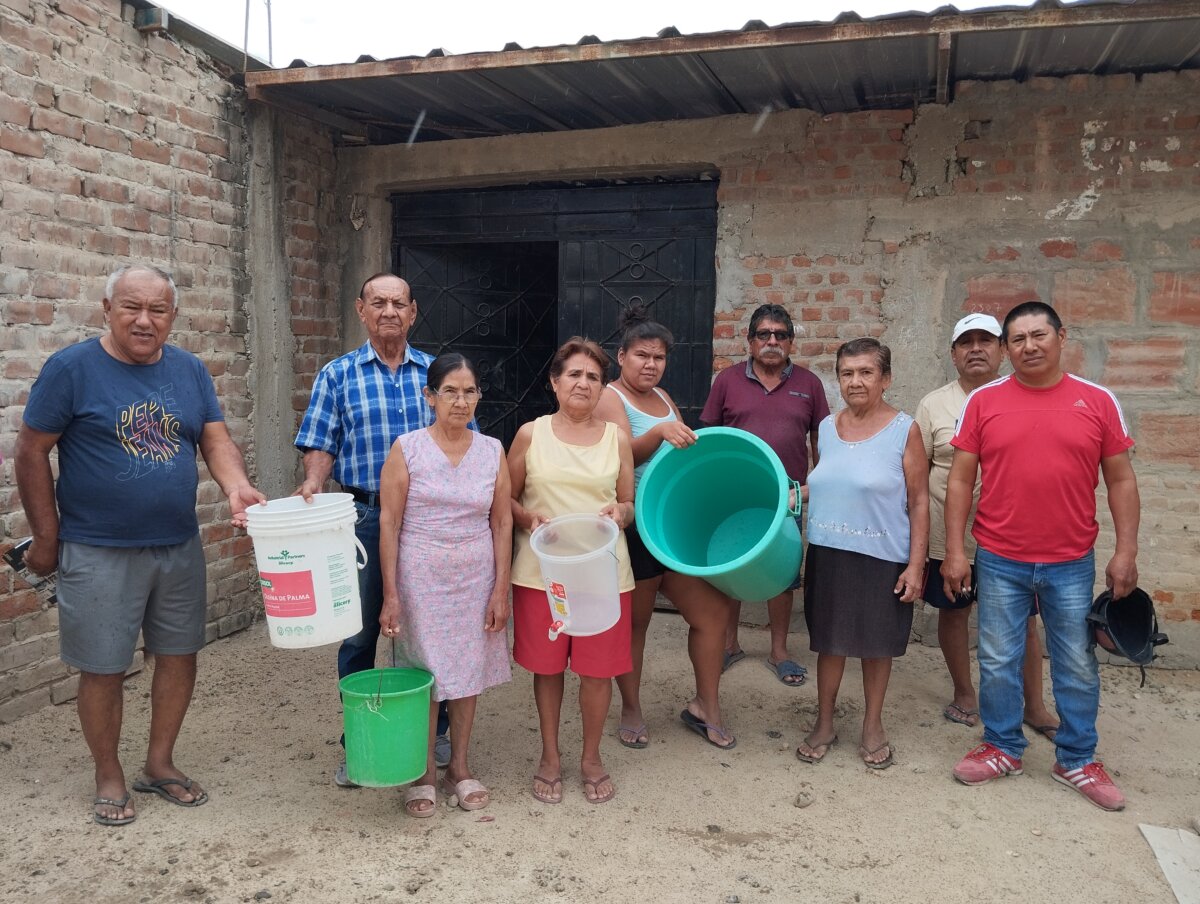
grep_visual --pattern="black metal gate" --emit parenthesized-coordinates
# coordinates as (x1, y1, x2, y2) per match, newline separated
(393, 181, 717, 445)
(401, 243, 558, 444)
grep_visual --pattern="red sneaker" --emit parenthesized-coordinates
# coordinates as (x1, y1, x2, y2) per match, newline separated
(1051, 762, 1126, 811)
(953, 743, 1023, 785)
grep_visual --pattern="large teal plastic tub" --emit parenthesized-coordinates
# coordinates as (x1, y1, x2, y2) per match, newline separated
(636, 427, 802, 602)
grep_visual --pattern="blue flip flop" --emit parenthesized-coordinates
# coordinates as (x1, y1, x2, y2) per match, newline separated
(767, 658, 807, 686)
(679, 709, 737, 750)
(722, 649, 746, 672)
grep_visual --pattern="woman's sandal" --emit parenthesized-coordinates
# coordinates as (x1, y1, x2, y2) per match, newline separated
(442, 776, 489, 811)
(403, 784, 436, 818)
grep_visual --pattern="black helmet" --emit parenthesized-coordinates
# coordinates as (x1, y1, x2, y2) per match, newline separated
(1087, 587, 1168, 686)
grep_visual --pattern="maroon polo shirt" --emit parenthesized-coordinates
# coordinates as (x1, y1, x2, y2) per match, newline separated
(700, 359, 830, 483)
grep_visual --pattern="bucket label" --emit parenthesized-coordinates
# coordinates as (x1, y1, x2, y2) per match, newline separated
(264, 547, 307, 565)
(547, 581, 570, 618)
(327, 553, 352, 610)
(259, 570, 317, 617)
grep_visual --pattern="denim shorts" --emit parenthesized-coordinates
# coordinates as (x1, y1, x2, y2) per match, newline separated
(58, 536, 207, 674)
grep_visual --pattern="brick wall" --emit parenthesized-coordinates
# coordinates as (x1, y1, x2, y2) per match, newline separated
(719, 75, 1200, 636)
(0, 0, 341, 721)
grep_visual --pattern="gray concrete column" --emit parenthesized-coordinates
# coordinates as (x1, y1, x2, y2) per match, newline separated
(245, 104, 296, 500)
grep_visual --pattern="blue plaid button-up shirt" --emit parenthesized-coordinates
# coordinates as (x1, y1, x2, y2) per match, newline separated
(295, 341, 436, 492)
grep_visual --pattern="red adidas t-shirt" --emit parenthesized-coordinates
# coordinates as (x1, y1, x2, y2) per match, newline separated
(951, 373, 1134, 563)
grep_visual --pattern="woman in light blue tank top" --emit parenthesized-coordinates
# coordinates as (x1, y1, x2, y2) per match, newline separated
(797, 338, 929, 770)
(595, 307, 737, 751)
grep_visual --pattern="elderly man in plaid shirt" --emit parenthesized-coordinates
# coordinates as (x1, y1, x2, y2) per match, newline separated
(295, 272, 453, 787)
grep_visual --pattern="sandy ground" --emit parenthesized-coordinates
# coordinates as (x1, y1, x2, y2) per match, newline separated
(1, 610, 1198, 904)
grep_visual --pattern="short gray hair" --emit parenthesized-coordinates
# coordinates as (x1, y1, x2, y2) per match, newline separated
(105, 265, 177, 309)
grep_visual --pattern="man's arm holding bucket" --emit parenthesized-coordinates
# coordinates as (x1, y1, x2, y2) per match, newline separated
(296, 450, 335, 502)
(378, 439, 410, 638)
(198, 422, 265, 529)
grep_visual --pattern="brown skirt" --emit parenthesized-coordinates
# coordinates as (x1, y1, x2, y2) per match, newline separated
(804, 544, 913, 659)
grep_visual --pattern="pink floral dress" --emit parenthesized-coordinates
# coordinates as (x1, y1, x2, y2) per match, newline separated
(391, 429, 511, 701)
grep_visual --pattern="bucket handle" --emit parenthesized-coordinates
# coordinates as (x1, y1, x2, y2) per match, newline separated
(788, 479, 803, 517)
(353, 534, 368, 571)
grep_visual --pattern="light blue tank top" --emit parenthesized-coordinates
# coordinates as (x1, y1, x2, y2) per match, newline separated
(806, 411, 913, 564)
(607, 384, 675, 488)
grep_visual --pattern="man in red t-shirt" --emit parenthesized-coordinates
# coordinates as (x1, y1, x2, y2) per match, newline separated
(701, 304, 830, 687)
(942, 301, 1140, 812)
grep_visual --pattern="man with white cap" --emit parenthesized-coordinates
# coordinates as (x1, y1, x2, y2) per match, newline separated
(915, 313, 1058, 735)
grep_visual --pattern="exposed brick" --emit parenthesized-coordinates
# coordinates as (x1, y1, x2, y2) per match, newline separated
(87, 76, 134, 108)
(30, 106, 84, 140)
(56, 0, 103, 27)
(1149, 272, 1200, 325)
(28, 165, 81, 194)
(963, 273, 1039, 317)
(1052, 268, 1135, 323)
(0, 687, 52, 724)
(83, 122, 128, 153)
(1102, 338, 1185, 390)
(174, 148, 210, 174)
(1082, 240, 1124, 262)
(82, 175, 130, 203)
(0, 128, 45, 158)
(55, 90, 105, 122)
(0, 95, 32, 127)
(985, 246, 1021, 261)
(131, 137, 171, 165)
(1040, 239, 1077, 259)
(0, 17, 54, 56)
(1138, 414, 1200, 465)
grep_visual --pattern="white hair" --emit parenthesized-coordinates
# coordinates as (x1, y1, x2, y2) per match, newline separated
(105, 265, 177, 309)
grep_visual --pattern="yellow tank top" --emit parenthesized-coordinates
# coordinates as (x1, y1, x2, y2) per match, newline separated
(511, 415, 635, 591)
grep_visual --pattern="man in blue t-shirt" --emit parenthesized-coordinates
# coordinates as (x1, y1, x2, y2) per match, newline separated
(14, 265, 264, 827)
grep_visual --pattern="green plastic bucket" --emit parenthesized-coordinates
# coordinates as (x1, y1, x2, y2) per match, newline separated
(340, 668, 434, 787)
(636, 427, 802, 602)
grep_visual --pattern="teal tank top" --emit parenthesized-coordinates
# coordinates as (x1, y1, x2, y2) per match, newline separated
(607, 384, 675, 488)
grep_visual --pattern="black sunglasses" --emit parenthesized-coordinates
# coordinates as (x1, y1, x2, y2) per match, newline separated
(751, 329, 792, 342)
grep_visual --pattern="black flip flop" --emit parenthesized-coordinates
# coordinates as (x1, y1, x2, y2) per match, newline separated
(93, 793, 136, 826)
(132, 776, 209, 807)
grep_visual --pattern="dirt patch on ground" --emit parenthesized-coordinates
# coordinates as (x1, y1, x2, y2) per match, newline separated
(1, 613, 1197, 903)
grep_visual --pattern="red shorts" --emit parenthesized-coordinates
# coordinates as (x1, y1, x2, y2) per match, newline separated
(511, 584, 633, 679)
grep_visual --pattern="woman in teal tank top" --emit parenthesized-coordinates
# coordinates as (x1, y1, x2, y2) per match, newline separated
(595, 307, 736, 751)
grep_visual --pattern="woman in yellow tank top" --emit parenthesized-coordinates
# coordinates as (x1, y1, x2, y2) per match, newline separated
(509, 338, 635, 805)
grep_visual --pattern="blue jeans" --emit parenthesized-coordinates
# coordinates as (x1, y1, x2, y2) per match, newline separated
(976, 547, 1098, 770)
(337, 503, 448, 741)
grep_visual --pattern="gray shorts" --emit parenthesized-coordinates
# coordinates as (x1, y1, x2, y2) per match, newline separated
(58, 536, 207, 674)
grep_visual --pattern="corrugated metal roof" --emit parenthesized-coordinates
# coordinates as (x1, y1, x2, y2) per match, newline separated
(242, 0, 1200, 144)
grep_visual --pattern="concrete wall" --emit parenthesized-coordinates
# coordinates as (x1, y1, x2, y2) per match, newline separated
(338, 72, 1199, 664)
(0, 0, 341, 721)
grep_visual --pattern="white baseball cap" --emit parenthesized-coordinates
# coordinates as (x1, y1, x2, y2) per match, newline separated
(951, 313, 1002, 344)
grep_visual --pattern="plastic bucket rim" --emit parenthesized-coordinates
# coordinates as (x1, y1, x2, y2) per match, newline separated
(245, 492, 356, 520)
(339, 667, 434, 699)
(636, 427, 790, 577)
(246, 516, 358, 537)
(530, 513, 620, 565)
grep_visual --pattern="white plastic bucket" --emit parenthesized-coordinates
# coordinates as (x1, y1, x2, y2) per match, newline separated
(529, 513, 620, 641)
(245, 493, 366, 649)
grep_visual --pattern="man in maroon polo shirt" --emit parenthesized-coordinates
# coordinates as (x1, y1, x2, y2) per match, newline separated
(701, 304, 830, 686)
